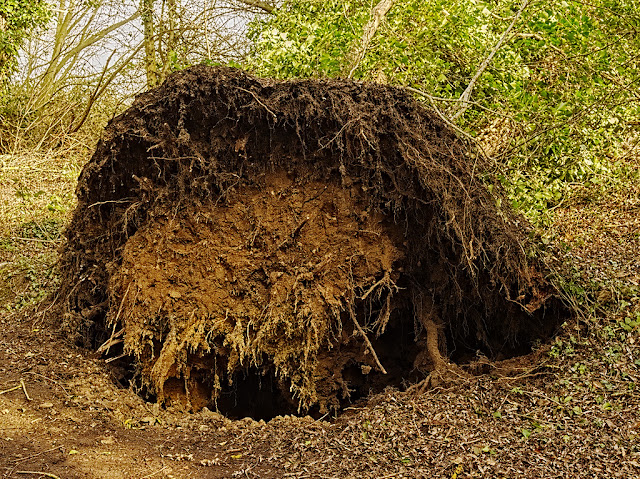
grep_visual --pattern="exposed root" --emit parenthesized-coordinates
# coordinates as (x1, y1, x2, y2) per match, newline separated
(423, 317, 447, 371)
(348, 302, 387, 375)
(106, 173, 404, 412)
(361, 271, 397, 301)
(54, 66, 569, 415)
(413, 311, 470, 393)
(96, 328, 124, 355)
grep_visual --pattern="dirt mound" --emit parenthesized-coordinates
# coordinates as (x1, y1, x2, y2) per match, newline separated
(56, 66, 567, 416)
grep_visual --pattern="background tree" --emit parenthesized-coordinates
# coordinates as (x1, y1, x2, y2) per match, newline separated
(2, 0, 142, 152)
(141, 0, 159, 88)
(141, 0, 276, 88)
(1, 0, 271, 152)
(0, 0, 49, 83)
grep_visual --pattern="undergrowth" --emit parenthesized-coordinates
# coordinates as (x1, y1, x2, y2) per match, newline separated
(0, 149, 81, 311)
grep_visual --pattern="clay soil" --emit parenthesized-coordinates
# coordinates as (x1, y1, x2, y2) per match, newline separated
(111, 170, 409, 416)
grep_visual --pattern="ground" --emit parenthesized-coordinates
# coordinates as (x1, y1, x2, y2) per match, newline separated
(1, 147, 639, 478)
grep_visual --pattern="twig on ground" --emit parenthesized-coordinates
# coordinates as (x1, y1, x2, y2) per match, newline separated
(9, 237, 61, 243)
(11, 446, 64, 464)
(139, 465, 168, 479)
(0, 384, 21, 395)
(25, 371, 70, 397)
(20, 378, 31, 401)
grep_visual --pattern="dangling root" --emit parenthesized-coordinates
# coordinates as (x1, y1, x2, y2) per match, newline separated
(423, 317, 447, 371)
(348, 303, 387, 375)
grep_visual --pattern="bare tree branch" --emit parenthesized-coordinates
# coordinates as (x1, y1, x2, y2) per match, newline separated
(451, 0, 530, 120)
(405, 86, 478, 143)
(70, 42, 146, 133)
(233, 0, 275, 14)
(344, 0, 395, 79)
(31, 4, 142, 111)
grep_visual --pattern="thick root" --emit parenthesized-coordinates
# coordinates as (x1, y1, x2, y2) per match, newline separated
(424, 317, 447, 371)
(413, 312, 469, 393)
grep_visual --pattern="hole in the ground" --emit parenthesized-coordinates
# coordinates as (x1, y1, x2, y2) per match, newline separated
(214, 368, 297, 420)
(207, 307, 426, 420)
(108, 306, 429, 421)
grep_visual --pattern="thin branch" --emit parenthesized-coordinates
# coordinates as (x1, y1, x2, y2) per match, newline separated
(70, 42, 145, 133)
(57, 10, 142, 78)
(25, 372, 70, 397)
(233, 0, 275, 14)
(235, 86, 277, 119)
(344, 0, 396, 79)
(20, 378, 31, 401)
(404, 86, 478, 142)
(16, 472, 62, 479)
(11, 446, 64, 465)
(69, 48, 116, 133)
(0, 384, 21, 395)
(451, 0, 530, 120)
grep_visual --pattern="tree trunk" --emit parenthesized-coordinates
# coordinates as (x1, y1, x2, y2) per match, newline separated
(141, 0, 159, 88)
(159, 0, 177, 81)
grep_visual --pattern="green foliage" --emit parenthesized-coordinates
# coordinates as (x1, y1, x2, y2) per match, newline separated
(248, 0, 366, 78)
(248, 0, 640, 223)
(0, 250, 58, 310)
(548, 335, 577, 359)
(15, 218, 63, 241)
(0, 0, 50, 81)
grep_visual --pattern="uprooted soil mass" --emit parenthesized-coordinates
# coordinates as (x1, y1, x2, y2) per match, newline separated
(112, 172, 409, 416)
(56, 66, 568, 418)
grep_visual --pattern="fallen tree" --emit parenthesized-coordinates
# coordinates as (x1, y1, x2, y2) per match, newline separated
(56, 66, 567, 417)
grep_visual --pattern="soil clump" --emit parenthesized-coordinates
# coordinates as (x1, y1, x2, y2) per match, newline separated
(56, 66, 568, 417)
